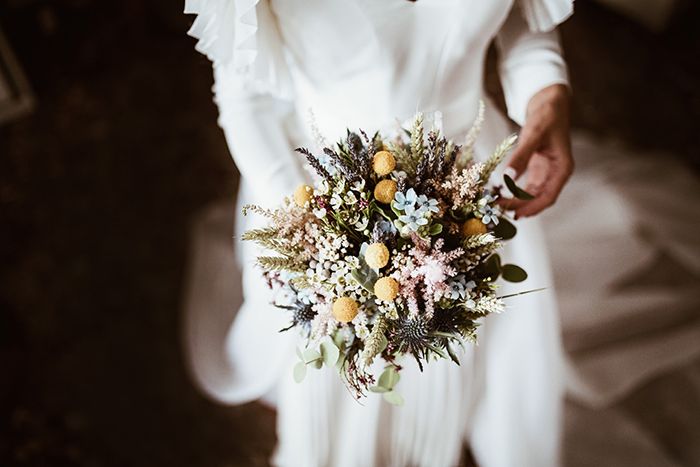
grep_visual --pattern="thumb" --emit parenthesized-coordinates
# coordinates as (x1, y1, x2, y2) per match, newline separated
(507, 126, 542, 179)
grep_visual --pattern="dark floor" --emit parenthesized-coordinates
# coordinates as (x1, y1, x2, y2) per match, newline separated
(0, 1, 698, 466)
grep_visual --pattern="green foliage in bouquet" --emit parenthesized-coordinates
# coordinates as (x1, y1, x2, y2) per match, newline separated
(243, 107, 535, 403)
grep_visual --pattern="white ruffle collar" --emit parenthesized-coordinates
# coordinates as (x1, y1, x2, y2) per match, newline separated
(519, 0, 574, 32)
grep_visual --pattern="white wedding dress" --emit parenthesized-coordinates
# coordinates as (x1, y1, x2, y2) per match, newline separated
(184, 1, 573, 466)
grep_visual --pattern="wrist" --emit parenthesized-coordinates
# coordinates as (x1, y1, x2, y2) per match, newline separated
(525, 84, 571, 128)
(525, 83, 570, 124)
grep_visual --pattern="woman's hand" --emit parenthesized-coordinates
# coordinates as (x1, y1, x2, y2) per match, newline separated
(500, 84, 573, 219)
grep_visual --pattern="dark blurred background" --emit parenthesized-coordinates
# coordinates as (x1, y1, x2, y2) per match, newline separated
(0, 1, 698, 466)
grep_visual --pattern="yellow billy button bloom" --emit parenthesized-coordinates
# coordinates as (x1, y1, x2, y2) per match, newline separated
(374, 277, 399, 301)
(373, 150, 396, 176)
(332, 297, 359, 323)
(462, 218, 488, 236)
(293, 184, 314, 207)
(365, 242, 390, 269)
(373, 179, 397, 204)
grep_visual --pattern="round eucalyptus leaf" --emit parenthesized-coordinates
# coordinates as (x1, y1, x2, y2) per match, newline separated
(378, 366, 400, 390)
(493, 217, 517, 240)
(293, 362, 307, 383)
(302, 349, 321, 364)
(428, 223, 443, 236)
(320, 340, 340, 367)
(377, 334, 388, 355)
(484, 254, 502, 279)
(383, 390, 405, 406)
(503, 174, 535, 200)
(369, 385, 389, 394)
(501, 264, 528, 283)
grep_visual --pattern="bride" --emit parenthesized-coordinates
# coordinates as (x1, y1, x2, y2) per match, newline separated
(184, 0, 574, 466)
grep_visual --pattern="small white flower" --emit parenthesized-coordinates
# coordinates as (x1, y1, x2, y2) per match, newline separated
(344, 191, 358, 205)
(351, 180, 366, 192)
(354, 216, 369, 231)
(330, 193, 344, 210)
(315, 180, 331, 196)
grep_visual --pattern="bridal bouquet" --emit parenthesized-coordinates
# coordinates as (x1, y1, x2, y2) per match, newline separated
(243, 109, 533, 404)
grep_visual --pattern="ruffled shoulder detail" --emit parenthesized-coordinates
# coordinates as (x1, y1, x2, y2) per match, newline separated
(184, 0, 293, 98)
(518, 0, 574, 32)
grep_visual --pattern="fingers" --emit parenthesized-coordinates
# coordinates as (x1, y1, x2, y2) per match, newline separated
(497, 181, 543, 211)
(513, 156, 573, 218)
(497, 155, 547, 212)
(506, 123, 545, 179)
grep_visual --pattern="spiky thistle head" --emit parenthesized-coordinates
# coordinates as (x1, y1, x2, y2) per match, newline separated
(390, 315, 432, 370)
(278, 302, 317, 333)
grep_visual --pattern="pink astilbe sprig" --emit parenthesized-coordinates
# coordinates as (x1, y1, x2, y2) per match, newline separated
(439, 163, 483, 210)
(392, 236, 465, 318)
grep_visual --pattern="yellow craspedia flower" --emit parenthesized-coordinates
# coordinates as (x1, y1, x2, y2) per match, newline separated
(332, 297, 359, 323)
(462, 218, 488, 236)
(374, 277, 399, 301)
(373, 150, 396, 176)
(373, 179, 397, 204)
(293, 184, 313, 207)
(365, 242, 390, 269)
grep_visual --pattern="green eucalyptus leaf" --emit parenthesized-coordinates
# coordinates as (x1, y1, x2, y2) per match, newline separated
(383, 390, 405, 406)
(485, 254, 502, 279)
(351, 251, 380, 292)
(428, 223, 443, 236)
(377, 366, 401, 390)
(333, 332, 345, 350)
(302, 349, 321, 364)
(295, 347, 303, 361)
(501, 264, 528, 283)
(320, 340, 340, 367)
(503, 174, 535, 200)
(369, 385, 389, 394)
(377, 334, 388, 355)
(293, 362, 307, 383)
(493, 217, 517, 240)
(351, 267, 379, 293)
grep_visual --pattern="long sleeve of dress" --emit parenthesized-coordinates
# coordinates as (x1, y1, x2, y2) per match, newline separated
(213, 67, 306, 207)
(496, 3, 571, 126)
(187, 0, 306, 207)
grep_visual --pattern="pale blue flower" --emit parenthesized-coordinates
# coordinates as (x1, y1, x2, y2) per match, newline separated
(478, 204, 499, 225)
(476, 194, 499, 225)
(416, 195, 439, 215)
(398, 209, 429, 232)
(392, 188, 418, 211)
(448, 276, 477, 300)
